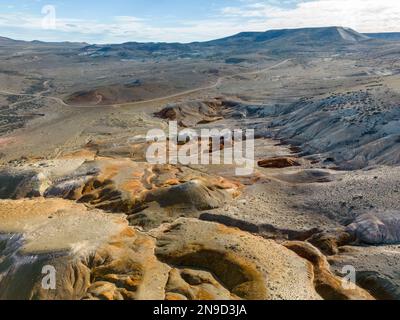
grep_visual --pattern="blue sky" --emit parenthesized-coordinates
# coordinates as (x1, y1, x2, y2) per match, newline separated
(1, 0, 400, 43)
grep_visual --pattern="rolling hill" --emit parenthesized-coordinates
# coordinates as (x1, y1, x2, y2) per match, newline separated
(365, 32, 400, 41)
(73, 27, 380, 59)
(204, 27, 370, 46)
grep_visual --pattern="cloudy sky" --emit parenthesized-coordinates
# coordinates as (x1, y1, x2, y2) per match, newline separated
(1, 0, 400, 43)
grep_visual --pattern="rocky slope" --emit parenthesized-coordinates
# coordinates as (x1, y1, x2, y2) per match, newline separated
(206, 89, 400, 169)
(0, 153, 241, 228)
(151, 98, 400, 301)
(268, 89, 400, 169)
(0, 199, 374, 300)
(0, 118, 394, 300)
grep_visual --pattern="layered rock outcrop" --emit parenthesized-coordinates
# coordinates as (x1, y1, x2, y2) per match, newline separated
(154, 100, 226, 127)
(0, 155, 241, 227)
(1, 199, 374, 300)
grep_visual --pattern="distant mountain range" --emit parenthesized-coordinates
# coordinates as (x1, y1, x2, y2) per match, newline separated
(205, 27, 371, 46)
(364, 32, 400, 41)
(0, 36, 23, 45)
(0, 36, 86, 47)
(78, 27, 400, 59)
(1, 27, 400, 59)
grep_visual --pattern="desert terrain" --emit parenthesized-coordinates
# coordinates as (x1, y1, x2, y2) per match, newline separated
(0, 27, 399, 300)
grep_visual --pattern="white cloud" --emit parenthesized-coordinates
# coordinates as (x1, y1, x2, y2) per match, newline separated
(0, 12, 260, 43)
(221, 0, 400, 33)
(0, 0, 399, 43)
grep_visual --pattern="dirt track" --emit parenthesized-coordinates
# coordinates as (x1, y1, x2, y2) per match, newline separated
(0, 59, 291, 110)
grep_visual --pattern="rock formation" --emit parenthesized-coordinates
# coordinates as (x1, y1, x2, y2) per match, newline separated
(1, 200, 373, 300)
(258, 157, 301, 169)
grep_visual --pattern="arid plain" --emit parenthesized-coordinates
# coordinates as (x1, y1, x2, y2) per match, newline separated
(0, 27, 400, 300)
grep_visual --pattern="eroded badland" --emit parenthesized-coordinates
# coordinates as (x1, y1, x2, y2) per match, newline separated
(0, 27, 400, 300)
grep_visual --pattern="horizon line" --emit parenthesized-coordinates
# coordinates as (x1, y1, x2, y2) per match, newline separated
(2, 26, 400, 46)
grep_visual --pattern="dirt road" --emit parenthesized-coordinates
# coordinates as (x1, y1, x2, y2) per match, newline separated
(0, 59, 291, 109)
